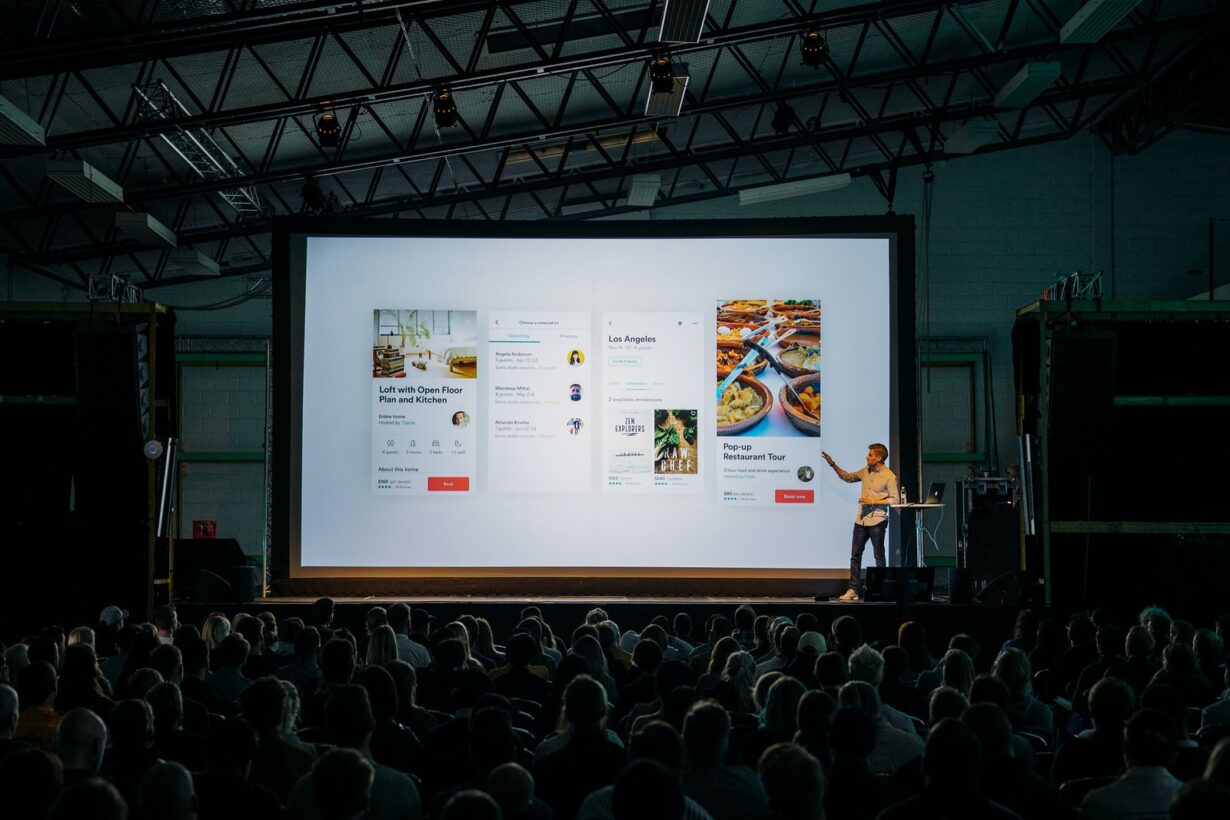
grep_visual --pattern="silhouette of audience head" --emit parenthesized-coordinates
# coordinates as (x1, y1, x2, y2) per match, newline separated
(612, 759, 684, 820)
(758, 742, 825, 820)
(311, 747, 373, 820)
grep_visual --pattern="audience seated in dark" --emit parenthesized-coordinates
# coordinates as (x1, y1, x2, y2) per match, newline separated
(386, 660, 441, 740)
(486, 762, 552, 820)
(1139, 683, 1209, 781)
(1148, 644, 1217, 709)
(51, 776, 126, 820)
(491, 632, 550, 703)
(140, 760, 195, 820)
(680, 699, 770, 820)
(193, 718, 281, 820)
(877, 717, 1021, 819)
(239, 675, 315, 802)
(16, 598, 1230, 820)
(1079, 707, 1182, 820)
(1052, 675, 1133, 784)
(534, 675, 626, 820)
(837, 680, 923, 774)
(993, 647, 1054, 739)
(1, 747, 64, 820)
(1071, 624, 1125, 716)
(1106, 625, 1158, 698)
(962, 702, 1070, 820)
(757, 742, 825, 820)
(285, 684, 422, 820)
(824, 706, 906, 820)
(577, 720, 713, 820)
(880, 645, 926, 718)
(15, 661, 60, 750)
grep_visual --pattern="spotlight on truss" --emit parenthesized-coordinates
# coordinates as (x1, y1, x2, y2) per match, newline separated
(649, 57, 676, 94)
(433, 89, 458, 128)
(316, 111, 340, 147)
(771, 104, 795, 135)
(801, 29, 827, 68)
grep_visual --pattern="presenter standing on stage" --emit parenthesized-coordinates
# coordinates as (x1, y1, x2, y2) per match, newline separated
(822, 443, 900, 601)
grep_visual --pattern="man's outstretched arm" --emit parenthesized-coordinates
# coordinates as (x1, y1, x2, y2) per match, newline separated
(821, 451, 860, 483)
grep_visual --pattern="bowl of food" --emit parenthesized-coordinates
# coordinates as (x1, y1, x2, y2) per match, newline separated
(779, 373, 822, 435)
(717, 373, 773, 435)
(775, 316, 821, 333)
(717, 348, 768, 377)
(716, 323, 771, 348)
(777, 342, 821, 378)
(720, 299, 769, 315)
(770, 300, 820, 318)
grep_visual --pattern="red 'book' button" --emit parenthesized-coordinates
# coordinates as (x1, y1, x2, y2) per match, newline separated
(427, 476, 470, 492)
(775, 489, 814, 504)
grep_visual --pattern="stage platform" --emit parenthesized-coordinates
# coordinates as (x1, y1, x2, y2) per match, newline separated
(177, 597, 1020, 655)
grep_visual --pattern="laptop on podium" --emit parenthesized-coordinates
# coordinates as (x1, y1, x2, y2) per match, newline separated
(921, 482, 945, 504)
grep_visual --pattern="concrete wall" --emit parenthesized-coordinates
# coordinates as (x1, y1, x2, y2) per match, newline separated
(6, 129, 1228, 558)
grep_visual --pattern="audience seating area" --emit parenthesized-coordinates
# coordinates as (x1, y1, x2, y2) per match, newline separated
(3, 599, 1230, 820)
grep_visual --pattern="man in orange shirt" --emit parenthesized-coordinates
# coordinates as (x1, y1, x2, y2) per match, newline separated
(14, 661, 60, 750)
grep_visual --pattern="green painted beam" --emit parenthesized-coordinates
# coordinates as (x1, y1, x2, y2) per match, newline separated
(178, 353, 267, 365)
(926, 556, 957, 568)
(923, 452, 986, 463)
(1050, 521, 1230, 535)
(1019, 299, 1230, 320)
(180, 451, 264, 463)
(920, 353, 982, 364)
(0, 395, 76, 405)
(1114, 395, 1230, 407)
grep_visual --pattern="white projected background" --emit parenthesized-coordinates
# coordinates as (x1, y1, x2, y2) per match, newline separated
(299, 235, 892, 571)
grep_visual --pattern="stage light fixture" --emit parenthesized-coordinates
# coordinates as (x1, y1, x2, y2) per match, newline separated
(433, 89, 458, 128)
(316, 111, 340, 147)
(771, 104, 795, 134)
(650, 57, 676, 94)
(801, 29, 827, 67)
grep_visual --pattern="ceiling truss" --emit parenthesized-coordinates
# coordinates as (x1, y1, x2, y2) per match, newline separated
(0, 0, 1222, 288)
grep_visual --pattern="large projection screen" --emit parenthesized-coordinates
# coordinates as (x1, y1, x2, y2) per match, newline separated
(275, 218, 915, 584)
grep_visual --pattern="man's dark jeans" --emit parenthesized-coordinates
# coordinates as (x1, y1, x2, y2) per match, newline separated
(849, 520, 888, 591)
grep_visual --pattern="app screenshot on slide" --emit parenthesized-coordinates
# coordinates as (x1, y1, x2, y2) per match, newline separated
(487, 311, 591, 493)
(602, 312, 703, 493)
(371, 308, 477, 495)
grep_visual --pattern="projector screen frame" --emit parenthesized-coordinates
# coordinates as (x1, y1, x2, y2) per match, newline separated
(272, 216, 916, 596)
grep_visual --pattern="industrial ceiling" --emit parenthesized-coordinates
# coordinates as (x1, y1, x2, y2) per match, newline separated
(0, 0, 1225, 289)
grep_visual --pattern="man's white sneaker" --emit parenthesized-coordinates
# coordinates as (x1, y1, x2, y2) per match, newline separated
(838, 589, 859, 601)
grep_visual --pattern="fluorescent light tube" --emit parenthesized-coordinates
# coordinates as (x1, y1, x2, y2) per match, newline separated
(45, 160, 124, 203)
(994, 62, 1062, 109)
(738, 173, 852, 206)
(1060, 0, 1145, 45)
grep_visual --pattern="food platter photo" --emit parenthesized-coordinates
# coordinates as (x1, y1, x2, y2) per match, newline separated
(716, 373, 773, 435)
(779, 372, 822, 436)
(717, 348, 768, 378)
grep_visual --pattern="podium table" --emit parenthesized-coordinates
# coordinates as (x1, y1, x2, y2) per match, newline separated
(891, 503, 945, 568)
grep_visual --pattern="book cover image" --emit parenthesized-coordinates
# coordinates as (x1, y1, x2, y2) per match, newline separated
(654, 409, 698, 475)
(606, 410, 652, 475)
